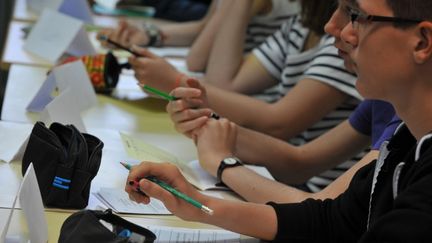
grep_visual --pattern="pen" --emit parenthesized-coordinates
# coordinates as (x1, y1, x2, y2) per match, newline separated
(98, 35, 220, 119)
(98, 35, 142, 56)
(120, 162, 214, 215)
(139, 85, 220, 119)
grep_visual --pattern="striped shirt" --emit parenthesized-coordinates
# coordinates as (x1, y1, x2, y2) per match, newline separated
(244, 0, 300, 52)
(253, 15, 365, 192)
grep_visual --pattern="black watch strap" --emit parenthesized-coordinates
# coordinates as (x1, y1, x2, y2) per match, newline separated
(217, 157, 242, 183)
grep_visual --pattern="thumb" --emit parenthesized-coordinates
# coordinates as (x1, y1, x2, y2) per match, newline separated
(131, 45, 157, 58)
(186, 78, 203, 90)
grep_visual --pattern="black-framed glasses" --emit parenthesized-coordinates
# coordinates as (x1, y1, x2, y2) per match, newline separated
(349, 10, 423, 26)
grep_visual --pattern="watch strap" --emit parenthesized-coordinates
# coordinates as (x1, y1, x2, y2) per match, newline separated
(217, 157, 242, 183)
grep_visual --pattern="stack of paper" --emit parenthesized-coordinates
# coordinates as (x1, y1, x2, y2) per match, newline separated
(95, 187, 171, 215)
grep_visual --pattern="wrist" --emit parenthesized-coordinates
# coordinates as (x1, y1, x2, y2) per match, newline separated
(142, 23, 165, 47)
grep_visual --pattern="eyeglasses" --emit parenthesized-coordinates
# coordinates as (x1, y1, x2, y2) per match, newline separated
(349, 9, 423, 27)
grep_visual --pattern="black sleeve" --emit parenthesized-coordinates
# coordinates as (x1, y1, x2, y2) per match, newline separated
(360, 153, 432, 242)
(268, 160, 376, 243)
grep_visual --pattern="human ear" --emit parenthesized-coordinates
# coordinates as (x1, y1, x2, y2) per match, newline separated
(413, 22, 432, 64)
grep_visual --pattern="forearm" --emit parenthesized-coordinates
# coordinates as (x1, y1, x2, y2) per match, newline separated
(222, 166, 312, 204)
(205, 0, 253, 85)
(234, 122, 370, 183)
(186, 0, 233, 72)
(199, 196, 277, 240)
(160, 21, 205, 46)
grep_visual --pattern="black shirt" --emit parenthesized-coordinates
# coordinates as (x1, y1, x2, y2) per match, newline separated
(269, 124, 432, 242)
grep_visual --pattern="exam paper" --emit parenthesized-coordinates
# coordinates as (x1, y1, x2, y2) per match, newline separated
(119, 133, 274, 191)
(95, 187, 171, 215)
(144, 225, 259, 243)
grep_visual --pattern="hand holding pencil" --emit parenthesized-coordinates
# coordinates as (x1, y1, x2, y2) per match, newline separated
(123, 161, 214, 218)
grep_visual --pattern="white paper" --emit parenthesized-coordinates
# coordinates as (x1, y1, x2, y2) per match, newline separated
(144, 225, 259, 243)
(96, 188, 171, 215)
(19, 164, 48, 243)
(40, 88, 86, 132)
(23, 9, 95, 63)
(119, 133, 274, 191)
(111, 73, 148, 100)
(58, 0, 94, 24)
(148, 47, 189, 58)
(166, 58, 204, 78)
(0, 121, 33, 163)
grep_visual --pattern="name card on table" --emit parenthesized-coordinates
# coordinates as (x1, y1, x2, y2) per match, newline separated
(39, 89, 87, 132)
(59, 0, 94, 24)
(23, 9, 96, 64)
(27, 0, 93, 23)
(27, 60, 97, 113)
(0, 164, 48, 243)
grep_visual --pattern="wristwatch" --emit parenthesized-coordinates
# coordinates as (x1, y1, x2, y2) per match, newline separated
(143, 23, 164, 47)
(217, 157, 243, 183)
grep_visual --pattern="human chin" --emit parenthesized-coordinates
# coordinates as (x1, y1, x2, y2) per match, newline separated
(355, 77, 375, 99)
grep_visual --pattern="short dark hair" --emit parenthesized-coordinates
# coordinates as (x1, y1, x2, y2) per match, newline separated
(386, 0, 432, 22)
(300, 0, 337, 35)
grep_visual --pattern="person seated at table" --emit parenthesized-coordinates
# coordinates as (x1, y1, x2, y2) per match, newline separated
(169, 98, 399, 201)
(98, 0, 299, 73)
(128, 0, 363, 192)
(125, 0, 432, 241)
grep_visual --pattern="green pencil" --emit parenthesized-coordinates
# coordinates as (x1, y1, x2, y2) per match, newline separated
(120, 162, 213, 215)
(141, 85, 177, 101)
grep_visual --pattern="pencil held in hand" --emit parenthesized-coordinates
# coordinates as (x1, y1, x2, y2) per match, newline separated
(120, 162, 213, 215)
(98, 35, 142, 56)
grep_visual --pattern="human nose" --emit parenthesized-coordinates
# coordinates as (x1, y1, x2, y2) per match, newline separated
(325, 8, 347, 39)
(340, 20, 358, 49)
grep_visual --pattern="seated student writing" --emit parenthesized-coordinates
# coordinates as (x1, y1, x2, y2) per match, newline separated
(125, 0, 432, 241)
(128, 0, 363, 192)
(98, 0, 299, 73)
(168, 100, 400, 203)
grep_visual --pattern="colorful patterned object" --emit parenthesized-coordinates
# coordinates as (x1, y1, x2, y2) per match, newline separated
(60, 52, 126, 94)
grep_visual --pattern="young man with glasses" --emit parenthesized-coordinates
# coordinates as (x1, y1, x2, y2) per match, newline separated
(125, 0, 432, 241)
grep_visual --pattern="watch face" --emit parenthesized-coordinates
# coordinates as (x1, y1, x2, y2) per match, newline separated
(223, 157, 238, 165)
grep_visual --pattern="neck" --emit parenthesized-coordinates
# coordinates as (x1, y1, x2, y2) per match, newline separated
(391, 76, 432, 140)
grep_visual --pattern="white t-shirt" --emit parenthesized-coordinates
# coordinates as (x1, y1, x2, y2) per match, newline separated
(253, 15, 364, 192)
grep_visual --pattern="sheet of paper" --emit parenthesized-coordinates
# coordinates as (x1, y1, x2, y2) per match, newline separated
(58, 0, 94, 24)
(96, 188, 171, 215)
(148, 47, 189, 58)
(19, 164, 48, 243)
(119, 133, 202, 189)
(0, 121, 33, 163)
(111, 73, 149, 100)
(41, 88, 86, 132)
(166, 58, 204, 79)
(143, 225, 259, 243)
(187, 160, 275, 190)
(120, 132, 275, 190)
(23, 9, 93, 63)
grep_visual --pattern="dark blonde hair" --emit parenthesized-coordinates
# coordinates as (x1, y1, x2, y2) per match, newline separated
(300, 0, 337, 35)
